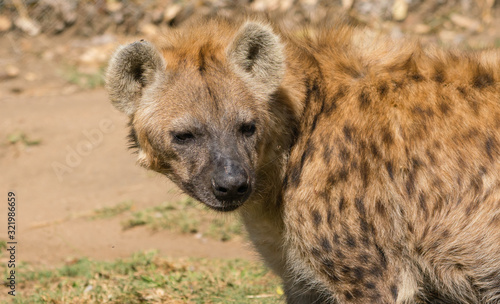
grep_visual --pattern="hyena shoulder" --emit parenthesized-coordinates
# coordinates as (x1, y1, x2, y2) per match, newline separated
(284, 24, 500, 304)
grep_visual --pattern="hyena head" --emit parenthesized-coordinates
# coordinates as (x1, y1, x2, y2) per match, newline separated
(106, 20, 286, 211)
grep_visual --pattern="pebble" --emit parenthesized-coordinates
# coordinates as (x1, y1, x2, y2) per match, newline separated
(414, 23, 431, 34)
(450, 13, 482, 32)
(6, 65, 20, 78)
(392, 0, 408, 21)
(14, 17, 40, 36)
(0, 15, 12, 32)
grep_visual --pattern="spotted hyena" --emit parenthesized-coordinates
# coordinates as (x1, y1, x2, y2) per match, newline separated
(106, 15, 500, 303)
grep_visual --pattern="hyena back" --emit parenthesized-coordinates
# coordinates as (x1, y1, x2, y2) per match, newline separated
(106, 16, 500, 303)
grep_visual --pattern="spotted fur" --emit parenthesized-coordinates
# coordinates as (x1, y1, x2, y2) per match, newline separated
(106, 15, 500, 303)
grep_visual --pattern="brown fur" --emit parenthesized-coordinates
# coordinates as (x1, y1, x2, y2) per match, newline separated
(106, 15, 500, 303)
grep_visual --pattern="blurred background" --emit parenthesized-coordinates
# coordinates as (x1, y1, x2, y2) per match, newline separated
(0, 0, 499, 303)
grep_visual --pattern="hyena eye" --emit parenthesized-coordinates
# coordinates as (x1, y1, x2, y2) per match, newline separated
(172, 132, 195, 143)
(241, 122, 256, 137)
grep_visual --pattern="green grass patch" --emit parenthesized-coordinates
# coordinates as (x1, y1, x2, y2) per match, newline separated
(2, 251, 283, 304)
(91, 200, 133, 220)
(7, 132, 41, 146)
(63, 66, 105, 89)
(122, 197, 243, 242)
(495, 38, 500, 48)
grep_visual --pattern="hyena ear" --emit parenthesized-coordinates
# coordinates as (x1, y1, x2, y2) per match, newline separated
(105, 41, 165, 115)
(227, 22, 285, 101)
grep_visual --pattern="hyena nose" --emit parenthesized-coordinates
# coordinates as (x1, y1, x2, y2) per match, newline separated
(211, 160, 250, 202)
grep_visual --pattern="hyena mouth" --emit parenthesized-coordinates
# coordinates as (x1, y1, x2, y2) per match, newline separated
(182, 178, 252, 212)
(207, 201, 245, 212)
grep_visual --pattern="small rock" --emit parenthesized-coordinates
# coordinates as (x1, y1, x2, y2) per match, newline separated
(59, 1, 77, 25)
(6, 65, 20, 78)
(139, 23, 158, 38)
(25, 72, 37, 82)
(450, 14, 482, 32)
(0, 65, 19, 81)
(392, 0, 408, 21)
(0, 15, 12, 32)
(341, 0, 354, 10)
(279, 0, 294, 11)
(163, 4, 182, 22)
(83, 285, 93, 294)
(251, 0, 280, 11)
(414, 23, 431, 34)
(106, 1, 122, 13)
(154, 289, 165, 297)
(14, 17, 40, 36)
(250, 0, 267, 11)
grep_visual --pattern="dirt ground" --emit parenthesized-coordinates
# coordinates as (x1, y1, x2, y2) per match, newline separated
(1, 2, 500, 270)
(0, 58, 255, 267)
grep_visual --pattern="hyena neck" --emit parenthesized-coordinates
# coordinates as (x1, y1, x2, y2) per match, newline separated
(238, 42, 317, 277)
(241, 39, 319, 216)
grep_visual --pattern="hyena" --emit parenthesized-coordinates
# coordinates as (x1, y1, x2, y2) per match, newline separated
(106, 15, 500, 303)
